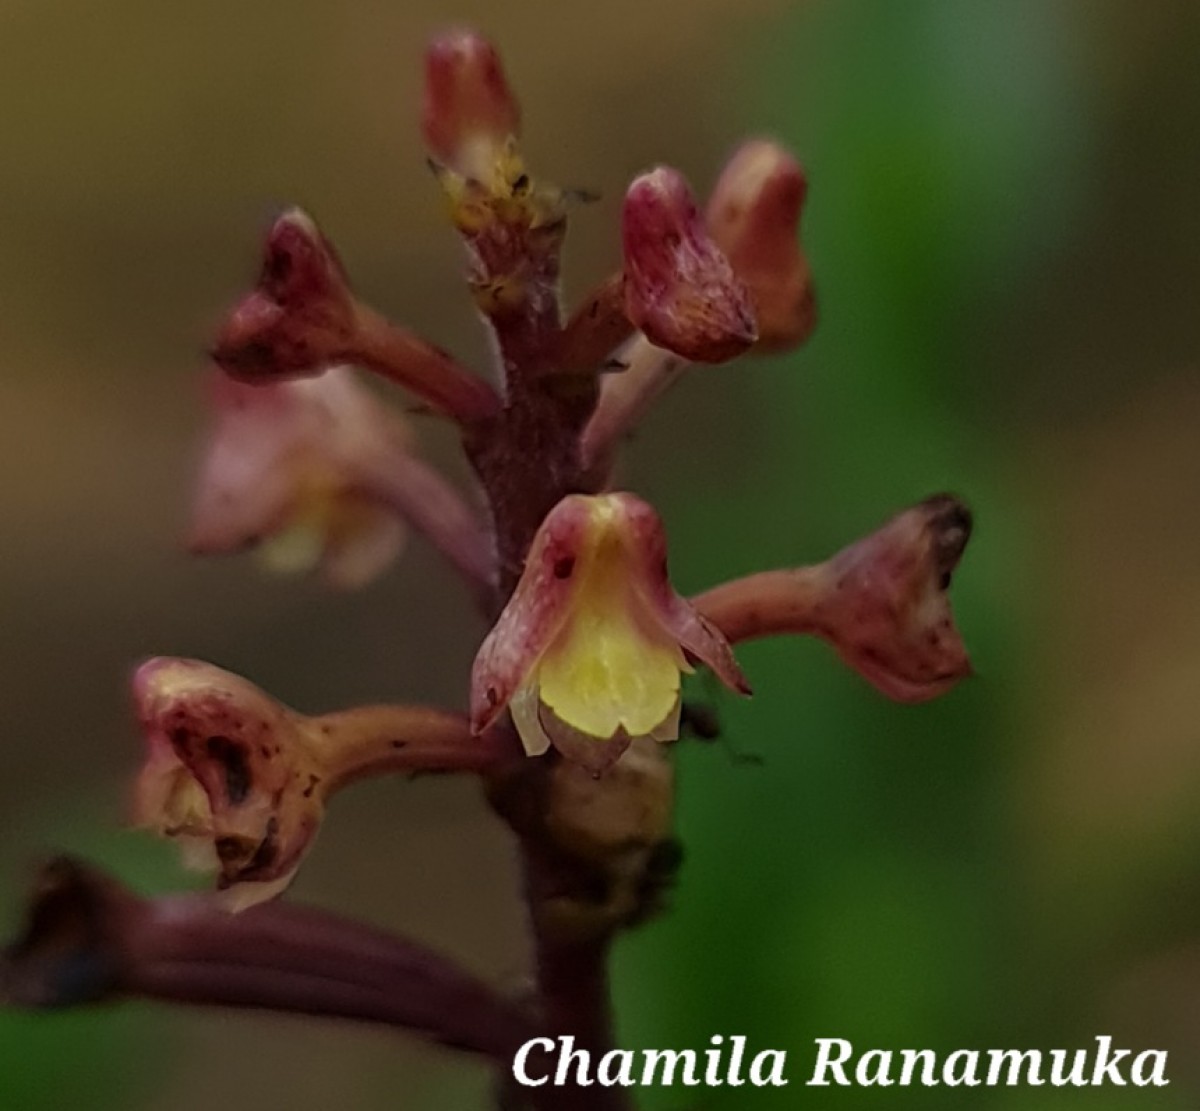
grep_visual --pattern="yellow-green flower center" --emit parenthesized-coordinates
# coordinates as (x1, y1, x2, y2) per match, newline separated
(537, 520, 686, 740)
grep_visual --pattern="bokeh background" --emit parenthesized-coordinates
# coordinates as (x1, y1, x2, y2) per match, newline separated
(3, 0, 1200, 1107)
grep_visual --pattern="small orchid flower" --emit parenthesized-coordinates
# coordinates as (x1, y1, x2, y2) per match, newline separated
(132, 657, 326, 910)
(470, 492, 750, 773)
(211, 208, 499, 425)
(693, 495, 975, 702)
(132, 657, 503, 910)
(187, 366, 411, 589)
(211, 208, 357, 384)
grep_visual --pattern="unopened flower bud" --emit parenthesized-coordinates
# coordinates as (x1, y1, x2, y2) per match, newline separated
(707, 139, 815, 351)
(212, 209, 358, 382)
(422, 30, 521, 183)
(622, 167, 757, 363)
(187, 366, 409, 589)
(471, 492, 750, 773)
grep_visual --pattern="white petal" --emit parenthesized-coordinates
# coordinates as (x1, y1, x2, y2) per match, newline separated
(215, 870, 298, 914)
(509, 684, 552, 757)
(649, 696, 682, 744)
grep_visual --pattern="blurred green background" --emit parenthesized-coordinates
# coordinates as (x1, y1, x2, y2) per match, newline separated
(3, 0, 1200, 1107)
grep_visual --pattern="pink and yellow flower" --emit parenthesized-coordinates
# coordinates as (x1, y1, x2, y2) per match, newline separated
(187, 366, 410, 588)
(131, 657, 327, 910)
(471, 492, 750, 772)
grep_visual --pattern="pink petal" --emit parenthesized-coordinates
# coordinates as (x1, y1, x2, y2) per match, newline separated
(469, 496, 592, 733)
(187, 367, 413, 578)
(622, 167, 757, 363)
(187, 375, 302, 555)
(706, 139, 815, 351)
(616, 493, 752, 696)
(422, 30, 521, 177)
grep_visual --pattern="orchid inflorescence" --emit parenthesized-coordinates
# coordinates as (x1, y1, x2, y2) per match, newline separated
(2, 28, 973, 1111)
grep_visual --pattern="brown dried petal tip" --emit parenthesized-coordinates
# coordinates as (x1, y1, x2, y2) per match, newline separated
(212, 209, 358, 382)
(707, 139, 816, 351)
(622, 167, 757, 363)
(820, 494, 974, 702)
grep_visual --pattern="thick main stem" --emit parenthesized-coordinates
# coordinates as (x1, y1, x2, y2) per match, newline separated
(464, 241, 631, 1104)
(531, 936, 631, 1111)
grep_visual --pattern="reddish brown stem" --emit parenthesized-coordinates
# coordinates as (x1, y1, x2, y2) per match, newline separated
(353, 304, 501, 424)
(691, 566, 828, 643)
(531, 936, 631, 1111)
(2, 858, 532, 1061)
(555, 273, 632, 374)
(313, 705, 518, 790)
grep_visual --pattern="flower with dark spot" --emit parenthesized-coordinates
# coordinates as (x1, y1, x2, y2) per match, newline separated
(470, 492, 750, 772)
(132, 657, 328, 909)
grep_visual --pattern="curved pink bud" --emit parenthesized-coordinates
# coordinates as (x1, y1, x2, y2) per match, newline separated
(707, 139, 815, 351)
(422, 30, 520, 181)
(819, 495, 973, 701)
(212, 209, 358, 382)
(622, 167, 757, 363)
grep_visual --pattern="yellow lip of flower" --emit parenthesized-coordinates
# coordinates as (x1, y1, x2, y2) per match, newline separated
(470, 492, 750, 771)
(535, 518, 690, 742)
